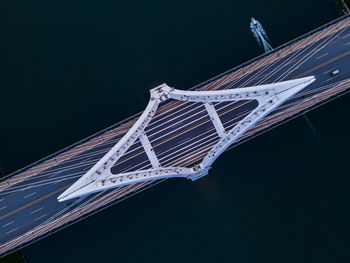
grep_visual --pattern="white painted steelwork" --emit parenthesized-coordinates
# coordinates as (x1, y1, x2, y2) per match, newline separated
(204, 103, 226, 137)
(139, 131, 160, 168)
(58, 76, 315, 202)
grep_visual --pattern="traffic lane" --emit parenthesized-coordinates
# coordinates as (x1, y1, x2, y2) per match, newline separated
(0, 173, 106, 244)
(0, 161, 100, 232)
(242, 48, 350, 103)
(17, 133, 124, 183)
(282, 54, 350, 101)
(293, 50, 350, 81)
(0, 136, 121, 209)
(0, 192, 66, 244)
(0, 164, 88, 219)
(264, 29, 350, 83)
(226, 32, 325, 89)
(282, 48, 350, 83)
(265, 59, 350, 117)
(0, 177, 72, 223)
(310, 34, 350, 65)
(0, 135, 122, 212)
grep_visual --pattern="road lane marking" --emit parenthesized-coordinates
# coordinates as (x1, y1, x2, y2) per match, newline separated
(315, 53, 328, 60)
(326, 76, 338, 82)
(6, 228, 18, 235)
(2, 221, 14, 228)
(49, 171, 62, 178)
(297, 50, 350, 78)
(77, 157, 93, 165)
(34, 214, 47, 222)
(24, 192, 36, 199)
(30, 207, 43, 215)
(0, 206, 7, 211)
(341, 33, 350, 39)
(0, 185, 69, 222)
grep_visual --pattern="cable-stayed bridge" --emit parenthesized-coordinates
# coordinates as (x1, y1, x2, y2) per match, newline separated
(57, 77, 315, 202)
(0, 14, 350, 256)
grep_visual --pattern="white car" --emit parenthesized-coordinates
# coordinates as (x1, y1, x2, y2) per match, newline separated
(330, 69, 339, 76)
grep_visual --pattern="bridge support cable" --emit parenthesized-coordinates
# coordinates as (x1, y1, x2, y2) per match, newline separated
(58, 76, 315, 202)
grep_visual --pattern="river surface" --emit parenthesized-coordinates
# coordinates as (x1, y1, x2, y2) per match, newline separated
(1, 0, 350, 262)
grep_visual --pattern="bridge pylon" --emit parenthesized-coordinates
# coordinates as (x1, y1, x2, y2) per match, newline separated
(58, 76, 315, 202)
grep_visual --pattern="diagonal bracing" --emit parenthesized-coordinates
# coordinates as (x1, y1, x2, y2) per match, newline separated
(58, 76, 315, 202)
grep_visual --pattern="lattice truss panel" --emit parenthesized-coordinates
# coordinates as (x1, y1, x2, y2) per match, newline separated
(58, 76, 315, 201)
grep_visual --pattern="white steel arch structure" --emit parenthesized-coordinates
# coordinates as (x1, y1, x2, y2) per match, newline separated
(58, 76, 315, 202)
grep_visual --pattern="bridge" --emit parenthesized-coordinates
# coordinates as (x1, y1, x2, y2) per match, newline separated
(0, 14, 350, 256)
(58, 77, 315, 201)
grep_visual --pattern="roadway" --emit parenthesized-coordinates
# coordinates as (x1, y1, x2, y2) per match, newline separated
(0, 15, 350, 255)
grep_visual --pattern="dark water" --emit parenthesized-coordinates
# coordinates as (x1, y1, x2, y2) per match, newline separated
(1, 0, 350, 262)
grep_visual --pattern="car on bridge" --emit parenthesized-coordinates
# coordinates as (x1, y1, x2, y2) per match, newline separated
(330, 69, 340, 76)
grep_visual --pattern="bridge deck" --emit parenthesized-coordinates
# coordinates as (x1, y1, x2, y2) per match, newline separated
(0, 15, 350, 256)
